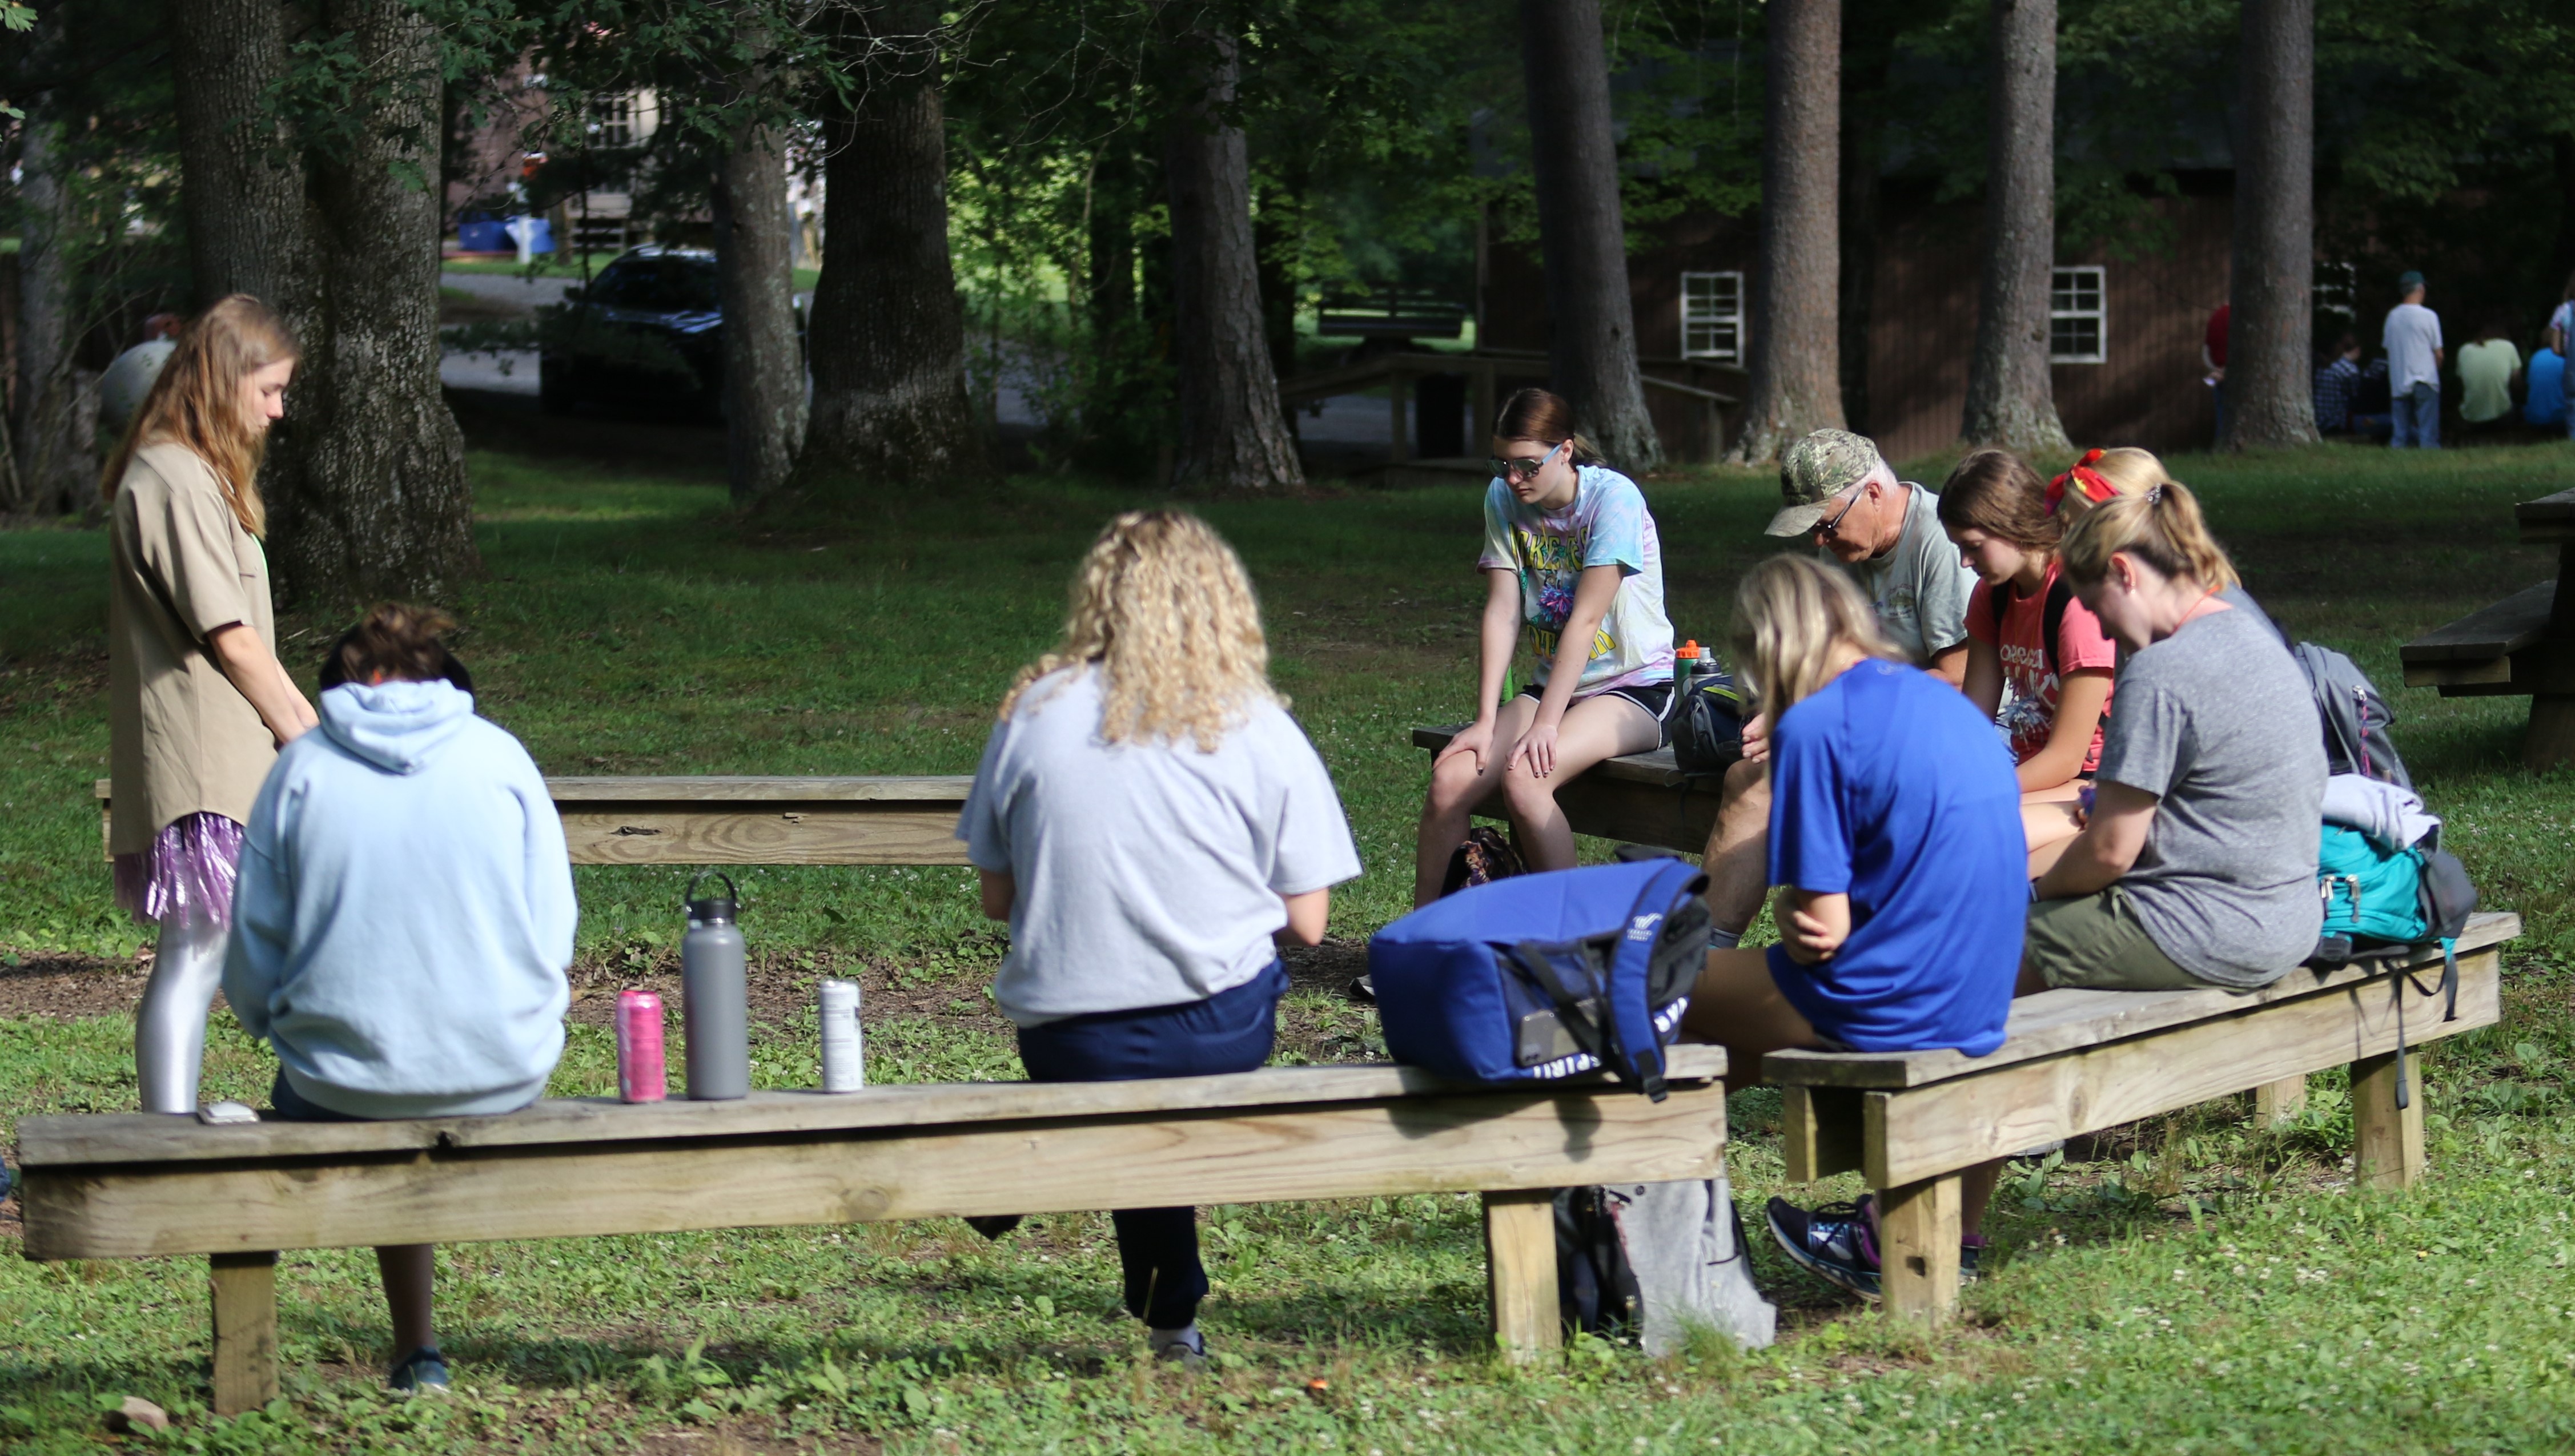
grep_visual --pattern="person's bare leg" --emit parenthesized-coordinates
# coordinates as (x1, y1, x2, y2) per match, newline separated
(379, 1244, 435, 1356)
(1677, 943, 1818, 1085)
(2022, 800, 2083, 880)
(1698, 759, 1772, 942)
(1413, 696, 1541, 905)
(1499, 694, 1661, 872)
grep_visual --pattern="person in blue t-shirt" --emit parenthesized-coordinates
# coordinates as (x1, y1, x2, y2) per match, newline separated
(1677, 554, 2026, 1298)
(2528, 341, 2568, 430)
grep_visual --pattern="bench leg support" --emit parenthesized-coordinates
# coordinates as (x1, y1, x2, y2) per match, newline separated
(1483, 1189, 1560, 1363)
(2253, 1075, 2308, 1129)
(1877, 1174, 1961, 1324)
(2352, 1051, 2426, 1191)
(210, 1251, 280, 1415)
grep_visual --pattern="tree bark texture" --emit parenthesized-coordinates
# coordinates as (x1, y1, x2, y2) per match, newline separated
(796, 42, 988, 496)
(1518, 0, 1660, 472)
(11, 104, 86, 517)
(2225, 0, 2319, 448)
(712, 118, 808, 505)
(172, 0, 476, 606)
(1730, 0, 1845, 464)
(1162, 25, 1303, 493)
(1836, 55, 1886, 436)
(1959, 0, 2069, 453)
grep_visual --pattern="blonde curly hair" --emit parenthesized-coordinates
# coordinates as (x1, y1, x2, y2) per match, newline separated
(1001, 510, 1284, 751)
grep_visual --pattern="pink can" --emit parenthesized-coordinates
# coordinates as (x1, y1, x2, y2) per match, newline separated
(616, 990, 667, 1103)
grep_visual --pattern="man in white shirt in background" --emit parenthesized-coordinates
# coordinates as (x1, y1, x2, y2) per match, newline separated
(2383, 270, 2445, 449)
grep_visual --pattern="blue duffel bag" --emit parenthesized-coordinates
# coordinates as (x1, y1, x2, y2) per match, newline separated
(1368, 857, 1710, 1102)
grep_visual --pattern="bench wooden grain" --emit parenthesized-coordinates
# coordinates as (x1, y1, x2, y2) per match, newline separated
(18, 1047, 1728, 1412)
(2400, 485, 2575, 769)
(1409, 725, 1714, 853)
(1766, 911, 2517, 1322)
(99, 775, 977, 868)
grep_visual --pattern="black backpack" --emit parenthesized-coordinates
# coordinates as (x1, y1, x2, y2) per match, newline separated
(1665, 666, 1748, 777)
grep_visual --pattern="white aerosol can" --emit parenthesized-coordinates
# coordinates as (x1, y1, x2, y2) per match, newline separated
(819, 978, 865, 1092)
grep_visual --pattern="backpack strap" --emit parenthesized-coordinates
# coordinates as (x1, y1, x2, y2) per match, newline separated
(2040, 574, 2076, 682)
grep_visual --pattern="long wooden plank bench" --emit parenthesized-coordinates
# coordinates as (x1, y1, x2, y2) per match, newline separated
(2400, 485, 2575, 770)
(1409, 725, 1714, 851)
(1766, 911, 2516, 1322)
(17, 1046, 1727, 1412)
(101, 775, 977, 867)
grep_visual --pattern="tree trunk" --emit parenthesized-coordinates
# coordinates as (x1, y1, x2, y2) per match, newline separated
(1730, 0, 1844, 464)
(2225, 0, 2319, 448)
(172, 0, 475, 606)
(1959, 0, 2069, 453)
(795, 21, 988, 498)
(1837, 10, 1895, 438)
(1162, 23, 1302, 494)
(1518, 0, 1660, 472)
(12, 102, 85, 517)
(712, 116, 808, 505)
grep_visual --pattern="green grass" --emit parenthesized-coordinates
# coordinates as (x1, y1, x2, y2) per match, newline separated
(4, 441, 2575, 1450)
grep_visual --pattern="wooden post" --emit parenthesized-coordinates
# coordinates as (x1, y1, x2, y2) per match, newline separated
(1482, 1189, 1560, 1362)
(209, 1251, 279, 1414)
(1389, 368, 1412, 464)
(2520, 532, 2575, 771)
(2253, 1075, 2308, 1129)
(1876, 1175, 1961, 1323)
(2351, 1050, 2425, 1191)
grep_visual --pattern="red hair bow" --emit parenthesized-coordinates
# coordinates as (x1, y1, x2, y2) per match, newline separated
(2047, 448, 2116, 514)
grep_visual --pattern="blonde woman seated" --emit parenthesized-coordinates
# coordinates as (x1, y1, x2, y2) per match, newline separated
(1678, 556, 2027, 1300)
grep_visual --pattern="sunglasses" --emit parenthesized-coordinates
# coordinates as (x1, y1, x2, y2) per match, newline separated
(1489, 442, 1566, 482)
(1813, 485, 1865, 538)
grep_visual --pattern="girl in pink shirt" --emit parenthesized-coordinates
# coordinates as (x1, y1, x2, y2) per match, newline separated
(1937, 449, 2119, 873)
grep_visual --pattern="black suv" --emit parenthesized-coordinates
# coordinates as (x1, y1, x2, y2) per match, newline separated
(539, 246, 725, 417)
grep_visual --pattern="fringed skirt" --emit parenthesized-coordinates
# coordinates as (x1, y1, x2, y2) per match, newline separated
(112, 811, 245, 930)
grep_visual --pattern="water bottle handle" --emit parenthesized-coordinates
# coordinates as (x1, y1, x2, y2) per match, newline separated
(686, 869, 740, 904)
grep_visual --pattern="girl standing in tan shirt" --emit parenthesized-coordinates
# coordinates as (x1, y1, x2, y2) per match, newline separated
(103, 296, 317, 1114)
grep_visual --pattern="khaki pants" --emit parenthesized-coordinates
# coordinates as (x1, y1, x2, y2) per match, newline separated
(2023, 886, 2241, 992)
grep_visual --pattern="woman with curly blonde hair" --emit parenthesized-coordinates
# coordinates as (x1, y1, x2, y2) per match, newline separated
(958, 510, 1361, 1368)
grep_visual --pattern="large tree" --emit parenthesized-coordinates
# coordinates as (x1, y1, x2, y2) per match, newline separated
(1959, 0, 2070, 453)
(1162, 17, 1303, 493)
(711, 112, 807, 504)
(12, 79, 83, 517)
(171, 0, 475, 607)
(1730, 0, 1843, 464)
(2224, 0, 2319, 448)
(1517, 0, 1659, 471)
(793, 2, 987, 498)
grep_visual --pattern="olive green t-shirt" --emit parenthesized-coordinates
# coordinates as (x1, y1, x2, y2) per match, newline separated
(108, 443, 278, 852)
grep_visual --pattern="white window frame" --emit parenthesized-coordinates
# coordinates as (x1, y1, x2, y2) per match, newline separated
(2049, 266, 2108, 364)
(1680, 271, 1745, 363)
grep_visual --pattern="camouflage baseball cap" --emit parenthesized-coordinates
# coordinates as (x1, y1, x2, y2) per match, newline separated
(1764, 429, 1887, 537)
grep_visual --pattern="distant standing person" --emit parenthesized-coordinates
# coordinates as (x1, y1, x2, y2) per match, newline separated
(2549, 271, 2575, 440)
(2456, 322, 2522, 427)
(2383, 271, 2445, 449)
(2202, 303, 2231, 445)
(103, 296, 319, 1115)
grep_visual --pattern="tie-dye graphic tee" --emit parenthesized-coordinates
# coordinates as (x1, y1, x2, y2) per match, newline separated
(1477, 464, 1675, 694)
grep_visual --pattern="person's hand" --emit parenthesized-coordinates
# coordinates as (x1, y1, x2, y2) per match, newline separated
(1739, 712, 1772, 764)
(1780, 902, 1845, 965)
(1511, 718, 1563, 778)
(1435, 719, 1498, 773)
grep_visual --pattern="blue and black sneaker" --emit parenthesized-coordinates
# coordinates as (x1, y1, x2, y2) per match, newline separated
(388, 1346, 450, 1394)
(1766, 1196, 1882, 1299)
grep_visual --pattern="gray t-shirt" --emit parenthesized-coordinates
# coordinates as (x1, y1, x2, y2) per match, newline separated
(2383, 303, 2444, 393)
(2096, 605, 2325, 986)
(959, 667, 1363, 1026)
(1830, 483, 1977, 666)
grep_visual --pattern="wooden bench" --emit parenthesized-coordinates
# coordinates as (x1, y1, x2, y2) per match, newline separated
(1766, 911, 2517, 1322)
(2400, 486, 2575, 770)
(17, 1047, 1728, 1411)
(1409, 725, 1713, 854)
(101, 775, 977, 867)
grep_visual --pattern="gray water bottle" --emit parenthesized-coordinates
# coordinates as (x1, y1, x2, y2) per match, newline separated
(681, 870, 749, 1100)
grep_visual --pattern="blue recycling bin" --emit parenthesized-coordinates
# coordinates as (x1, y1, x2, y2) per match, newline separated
(457, 215, 508, 252)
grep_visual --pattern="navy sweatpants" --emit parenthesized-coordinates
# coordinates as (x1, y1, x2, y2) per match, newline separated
(1015, 960, 1287, 1330)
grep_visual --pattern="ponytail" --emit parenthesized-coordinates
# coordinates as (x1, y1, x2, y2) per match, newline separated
(1492, 387, 1608, 465)
(2058, 480, 2238, 592)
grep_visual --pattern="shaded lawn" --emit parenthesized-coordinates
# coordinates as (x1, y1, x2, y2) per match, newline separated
(0, 441, 2572, 1450)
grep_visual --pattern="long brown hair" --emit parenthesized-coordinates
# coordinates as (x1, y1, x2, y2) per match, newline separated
(2058, 480, 2240, 592)
(1937, 448, 2058, 550)
(99, 295, 299, 537)
(1000, 510, 1284, 751)
(1492, 387, 1605, 465)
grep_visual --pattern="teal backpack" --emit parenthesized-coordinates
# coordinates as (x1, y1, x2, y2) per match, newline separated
(2316, 825, 2429, 943)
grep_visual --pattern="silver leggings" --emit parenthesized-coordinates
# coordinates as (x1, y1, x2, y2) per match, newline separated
(136, 914, 227, 1115)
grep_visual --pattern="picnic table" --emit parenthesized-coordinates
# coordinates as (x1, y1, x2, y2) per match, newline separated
(2400, 485, 2575, 770)
(18, 1047, 1730, 1411)
(99, 775, 978, 867)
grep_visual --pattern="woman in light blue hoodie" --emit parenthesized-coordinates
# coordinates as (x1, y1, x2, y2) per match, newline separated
(224, 604, 576, 1393)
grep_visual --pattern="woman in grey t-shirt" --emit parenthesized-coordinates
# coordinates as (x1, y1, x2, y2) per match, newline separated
(2022, 482, 2325, 993)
